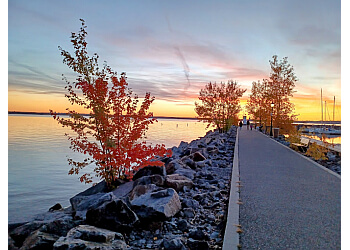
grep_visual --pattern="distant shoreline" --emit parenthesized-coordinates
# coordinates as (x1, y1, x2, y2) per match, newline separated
(8, 111, 341, 124)
(8, 111, 199, 120)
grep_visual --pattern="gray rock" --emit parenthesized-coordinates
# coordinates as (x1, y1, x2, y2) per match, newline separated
(174, 168, 196, 180)
(9, 221, 46, 247)
(205, 137, 213, 145)
(33, 207, 74, 222)
(163, 238, 186, 250)
(39, 217, 81, 237)
(165, 160, 176, 175)
(133, 165, 166, 180)
(165, 174, 193, 192)
(192, 152, 206, 162)
(53, 225, 127, 250)
(131, 188, 181, 221)
(129, 184, 160, 201)
(210, 231, 220, 240)
(70, 192, 108, 214)
(86, 199, 139, 232)
(177, 219, 189, 232)
(183, 208, 195, 218)
(189, 228, 207, 240)
(181, 156, 196, 169)
(196, 161, 206, 168)
(112, 181, 134, 198)
(70, 182, 134, 219)
(69, 181, 109, 209)
(71, 192, 115, 220)
(187, 238, 209, 250)
(327, 151, 337, 160)
(8, 235, 18, 250)
(167, 159, 187, 171)
(207, 145, 219, 155)
(181, 198, 200, 209)
(218, 181, 226, 189)
(20, 230, 59, 250)
(49, 203, 63, 212)
(178, 141, 189, 151)
(133, 174, 165, 187)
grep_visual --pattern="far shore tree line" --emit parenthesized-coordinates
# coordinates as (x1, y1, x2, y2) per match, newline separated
(51, 19, 297, 187)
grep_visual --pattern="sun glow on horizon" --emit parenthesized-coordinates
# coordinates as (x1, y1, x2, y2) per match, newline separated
(9, 88, 341, 121)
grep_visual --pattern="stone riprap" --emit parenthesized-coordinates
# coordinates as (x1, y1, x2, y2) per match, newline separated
(8, 126, 237, 250)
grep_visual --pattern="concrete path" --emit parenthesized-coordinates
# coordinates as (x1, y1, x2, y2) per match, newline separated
(238, 129, 341, 249)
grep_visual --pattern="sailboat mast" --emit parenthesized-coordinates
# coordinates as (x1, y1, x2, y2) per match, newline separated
(321, 88, 323, 124)
(333, 96, 335, 123)
(325, 101, 327, 124)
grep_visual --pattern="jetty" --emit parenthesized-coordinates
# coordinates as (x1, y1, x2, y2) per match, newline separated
(224, 129, 341, 249)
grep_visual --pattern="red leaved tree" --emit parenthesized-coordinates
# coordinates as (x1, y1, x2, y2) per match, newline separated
(195, 81, 246, 132)
(50, 19, 171, 186)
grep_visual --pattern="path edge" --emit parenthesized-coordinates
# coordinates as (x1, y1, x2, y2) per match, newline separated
(223, 129, 240, 249)
(261, 131, 340, 179)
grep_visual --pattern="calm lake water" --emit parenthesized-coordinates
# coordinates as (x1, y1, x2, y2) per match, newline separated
(8, 115, 212, 223)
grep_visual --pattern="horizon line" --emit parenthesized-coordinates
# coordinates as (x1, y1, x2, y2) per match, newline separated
(8, 111, 341, 123)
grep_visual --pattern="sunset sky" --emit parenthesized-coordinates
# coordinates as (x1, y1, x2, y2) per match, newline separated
(8, 0, 341, 121)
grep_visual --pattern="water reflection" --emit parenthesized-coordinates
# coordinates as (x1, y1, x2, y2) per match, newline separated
(302, 133, 341, 145)
(8, 115, 212, 223)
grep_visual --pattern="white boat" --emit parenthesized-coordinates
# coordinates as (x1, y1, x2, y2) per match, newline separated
(308, 127, 341, 135)
(299, 90, 341, 135)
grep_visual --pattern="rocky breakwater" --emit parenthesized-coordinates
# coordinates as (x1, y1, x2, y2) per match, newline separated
(9, 126, 237, 250)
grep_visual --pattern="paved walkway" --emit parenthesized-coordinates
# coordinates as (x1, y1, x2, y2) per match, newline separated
(238, 129, 341, 249)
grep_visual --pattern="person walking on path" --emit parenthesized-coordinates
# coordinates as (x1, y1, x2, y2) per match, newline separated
(239, 121, 243, 130)
(246, 120, 250, 130)
(250, 122, 253, 130)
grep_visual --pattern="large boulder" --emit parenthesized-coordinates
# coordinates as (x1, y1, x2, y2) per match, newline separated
(86, 199, 139, 232)
(9, 209, 79, 248)
(32, 208, 73, 223)
(129, 184, 161, 201)
(133, 165, 166, 180)
(131, 188, 181, 221)
(20, 230, 59, 250)
(70, 181, 109, 209)
(112, 181, 134, 198)
(69, 180, 131, 212)
(39, 217, 81, 237)
(165, 174, 193, 192)
(167, 159, 187, 171)
(53, 225, 127, 250)
(71, 192, 115, 220)
(133, 174, 165, 187)
(9, 221, 46, 247)
(69, 181, 135, 220)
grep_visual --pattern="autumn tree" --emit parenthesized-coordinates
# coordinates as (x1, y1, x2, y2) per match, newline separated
(246, 80, 268, 126)
(195, 80, 246, 132)
(247, 55, 297, 133)
(50, 19, 171, 187)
